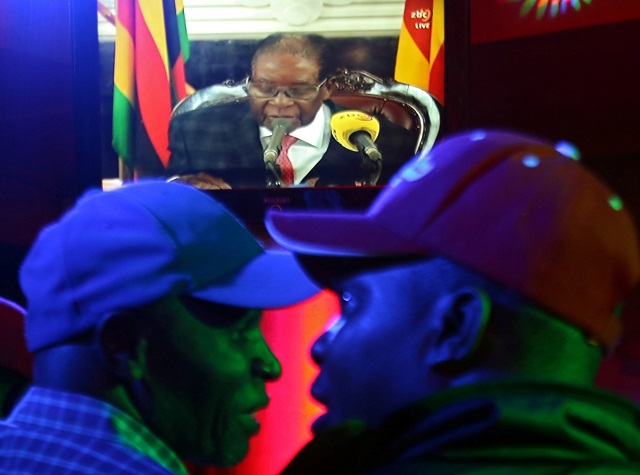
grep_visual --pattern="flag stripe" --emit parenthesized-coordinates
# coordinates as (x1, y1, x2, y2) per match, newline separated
(406, 0, 434, 62)
(113, 7, 135, 104)
(428, 0, 444, 102)
(112, 87, 134, 160)
(112, 0, 190, 171)
(428, 38, 445, 104)
(164, 0, 187, 100)
(176, 0, 190, 63)
(165, 0, 181, 68)
(396, 23, 431, 88)
(137, 0, 170, 80)
(171, 57, 187, 100)
(135, 0, 173, 167)
(175, 0, 185, 15)
(394, 0, 445, 105)
(112, 0, 136, 162)
(430, 0, 444, 63)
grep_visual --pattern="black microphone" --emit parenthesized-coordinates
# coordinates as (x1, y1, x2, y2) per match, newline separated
(330, 111, 382, 161)
(263, 118, 293, 164)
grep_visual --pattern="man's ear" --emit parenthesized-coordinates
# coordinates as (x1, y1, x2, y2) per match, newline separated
(322, 77, 335, 99)
(96, 312, 148, 381)
(426, 287, 490, 369)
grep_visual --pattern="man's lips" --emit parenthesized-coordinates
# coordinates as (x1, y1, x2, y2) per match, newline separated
(240, 397, 270, 436)
(239, 414, 261, 436)
(264, 116, 297, 132)
(310, 377, 328, 407)
(247, 395, 270, 413)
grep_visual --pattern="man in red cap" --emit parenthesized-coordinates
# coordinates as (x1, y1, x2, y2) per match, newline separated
(266, 129, 640, 474)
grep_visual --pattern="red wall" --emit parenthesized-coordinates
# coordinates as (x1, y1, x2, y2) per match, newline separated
(471, 0, 640, 44)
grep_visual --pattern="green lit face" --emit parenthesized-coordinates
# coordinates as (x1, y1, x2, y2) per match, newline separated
(138, 297, 281, 466)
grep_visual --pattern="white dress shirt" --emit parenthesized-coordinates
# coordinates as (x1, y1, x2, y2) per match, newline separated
(259, 104, 332, 185)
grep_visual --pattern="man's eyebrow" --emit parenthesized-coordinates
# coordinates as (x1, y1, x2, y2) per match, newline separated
(253, 79, 316, 86)
(243, 311, 262, 326)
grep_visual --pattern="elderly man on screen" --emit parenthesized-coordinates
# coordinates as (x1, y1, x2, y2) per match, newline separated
(266, 130, 640, 474)
(167, 33, 415, 189)
(0, 181, 319, 474)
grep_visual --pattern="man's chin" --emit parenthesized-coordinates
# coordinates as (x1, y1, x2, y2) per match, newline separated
(187, 443, 249, 469)
(182, 428, 251, 468)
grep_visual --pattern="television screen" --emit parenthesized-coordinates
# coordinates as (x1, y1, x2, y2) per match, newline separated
(97, 0, 448, 228)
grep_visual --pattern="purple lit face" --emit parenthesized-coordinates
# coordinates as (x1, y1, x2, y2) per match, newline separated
(138, 297, 281, 467)
(248, 51, 331, 131)
(309, 262, 443, 434)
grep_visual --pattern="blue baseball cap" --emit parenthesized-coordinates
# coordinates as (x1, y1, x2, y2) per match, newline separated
(21, 181, 320, 352)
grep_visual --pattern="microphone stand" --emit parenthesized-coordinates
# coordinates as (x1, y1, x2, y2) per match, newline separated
(359, 150, 383, 186)
(265, 162, 283, 188)
(263, 118, 291, 188)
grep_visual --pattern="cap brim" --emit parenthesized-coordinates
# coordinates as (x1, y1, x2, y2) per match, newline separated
(191, 250, 321, 309)
(265, 210, 421, 257)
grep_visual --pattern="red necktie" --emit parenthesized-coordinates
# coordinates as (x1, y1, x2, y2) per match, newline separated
(276, 135, 297, 186)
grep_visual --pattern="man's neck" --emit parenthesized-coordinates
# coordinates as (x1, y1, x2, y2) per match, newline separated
(33, 344, 144, 423)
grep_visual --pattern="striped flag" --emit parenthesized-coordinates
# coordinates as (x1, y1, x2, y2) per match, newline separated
(112, 0, 190, 176)
(394, 0, 445, 105)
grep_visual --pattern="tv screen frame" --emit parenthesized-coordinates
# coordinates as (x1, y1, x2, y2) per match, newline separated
(97, 0, 470, 231)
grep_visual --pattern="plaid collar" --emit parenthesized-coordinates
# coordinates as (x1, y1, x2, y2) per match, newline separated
(7, 387, 189, 475)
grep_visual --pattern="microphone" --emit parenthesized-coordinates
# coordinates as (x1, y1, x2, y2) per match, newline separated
(263, 118, 293, 164)
(330, 111, 382, 161)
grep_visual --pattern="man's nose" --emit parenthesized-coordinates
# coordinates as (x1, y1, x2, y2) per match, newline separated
(310, 316, 345, 365)
(310, 331, 331, 365)
(251, 356, 282, 381)
(270, 90, 294, 105)
(251, 336, 282, 381)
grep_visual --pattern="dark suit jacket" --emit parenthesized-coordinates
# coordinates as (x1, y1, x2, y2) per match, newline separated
(167, 99, 416, 188)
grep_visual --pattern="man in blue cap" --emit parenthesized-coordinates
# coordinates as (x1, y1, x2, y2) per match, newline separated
(0, 181, 319, 474)
(267, 130, 640, 474)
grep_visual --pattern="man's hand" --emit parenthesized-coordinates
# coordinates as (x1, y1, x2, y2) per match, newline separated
(169, 173, 232, 190)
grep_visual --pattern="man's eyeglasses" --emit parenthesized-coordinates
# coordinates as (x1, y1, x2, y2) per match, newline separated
(245, 78, 327, 101)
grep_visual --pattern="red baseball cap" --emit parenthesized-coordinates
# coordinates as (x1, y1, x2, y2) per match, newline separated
(266, 130, 640, 350)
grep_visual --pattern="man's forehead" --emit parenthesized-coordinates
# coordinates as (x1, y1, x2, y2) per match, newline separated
(298, 255, 427, 290)
(178, 296, 259, 328)
(145, 296, 258, 329)
(253, 52, 320, 76)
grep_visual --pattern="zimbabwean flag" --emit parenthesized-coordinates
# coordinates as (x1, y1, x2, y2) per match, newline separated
(394, 0, 445, 105)
(112, 0, 190, 177)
